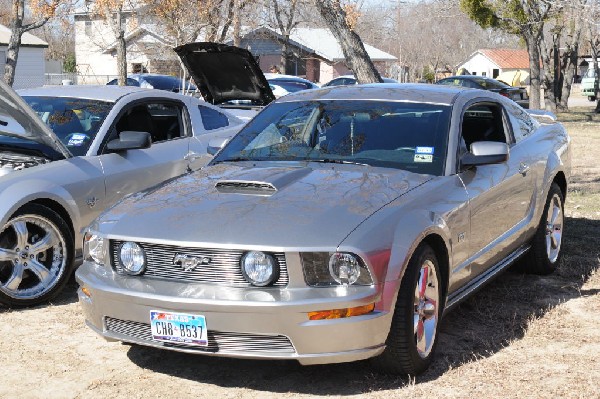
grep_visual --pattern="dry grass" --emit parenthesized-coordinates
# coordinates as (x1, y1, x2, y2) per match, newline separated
(0, 109, 598, 399)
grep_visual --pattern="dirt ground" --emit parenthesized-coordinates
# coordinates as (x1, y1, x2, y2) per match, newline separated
(1, 113, 599, 399)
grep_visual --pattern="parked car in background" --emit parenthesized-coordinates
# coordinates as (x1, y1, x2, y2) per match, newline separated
(269, 83, 289, 98)
(580, 67, 597, 101)
(106, 73, 197, 93)
(322, 74, 398, 87)
(77, 78, 570, 375)
(437, 75, 529, 108)
(0, 83, 246, 307)
(264, 73, 320, 93)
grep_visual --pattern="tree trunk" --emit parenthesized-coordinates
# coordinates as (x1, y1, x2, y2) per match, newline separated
(314, 0, 381, 84)
(280, 35, 288, 74)
(525, 36, 542, 109)
(558, 44, 578, 112)
(540, 34, 558, 113)
(232, 0, 241, 47)
(116, 31, 127, 85)
(3, 0, 23, 86)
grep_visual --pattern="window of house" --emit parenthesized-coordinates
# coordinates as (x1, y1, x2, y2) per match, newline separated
(482, 72, 487, 77)
(493, 69, 500, 78)
(85, 20, 92, 36)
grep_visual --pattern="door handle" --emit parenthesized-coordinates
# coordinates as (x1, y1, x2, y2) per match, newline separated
(519, 162, 530, 175)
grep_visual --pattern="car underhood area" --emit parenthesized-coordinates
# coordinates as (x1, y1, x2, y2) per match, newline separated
(0, 151, 50, 177)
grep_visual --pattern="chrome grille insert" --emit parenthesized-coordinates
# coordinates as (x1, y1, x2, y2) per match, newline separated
(105, 317, 295, 353)
(110, 241, 288, 287)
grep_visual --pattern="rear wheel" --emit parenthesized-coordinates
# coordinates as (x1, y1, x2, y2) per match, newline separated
(521, 183, 564, 275)
(372, 243, 442, 375)
(0, 204, 74, 307)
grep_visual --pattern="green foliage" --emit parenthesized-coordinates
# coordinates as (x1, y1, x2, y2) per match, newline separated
(422, 66, 435, 83)
(459, 0, 499, 29)
(63, 54, 76, 73)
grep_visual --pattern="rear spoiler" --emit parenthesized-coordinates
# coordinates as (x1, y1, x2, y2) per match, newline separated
(526, 109, 557, 123)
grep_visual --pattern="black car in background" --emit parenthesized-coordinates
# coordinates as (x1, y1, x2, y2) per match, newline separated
(106, 74, 197, 93)
(437, 75, 529, 108)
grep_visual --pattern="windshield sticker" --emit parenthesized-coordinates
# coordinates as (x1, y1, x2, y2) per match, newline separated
(414, 154, 433, 163)
(416, 146, 434, 154)
(67, 134, 88, 147)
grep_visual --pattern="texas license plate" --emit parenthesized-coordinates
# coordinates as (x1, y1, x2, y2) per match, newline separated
(150, 310, 208, 346)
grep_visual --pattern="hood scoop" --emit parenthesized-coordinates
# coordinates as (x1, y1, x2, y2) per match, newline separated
(214, 166, 313, 196)
(215, 180, 277, 196)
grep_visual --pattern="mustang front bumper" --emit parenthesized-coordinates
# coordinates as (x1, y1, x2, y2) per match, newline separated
(75, 261, 394, 365)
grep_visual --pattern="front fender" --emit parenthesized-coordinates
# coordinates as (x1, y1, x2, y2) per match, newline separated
(0, 178, 81, 241)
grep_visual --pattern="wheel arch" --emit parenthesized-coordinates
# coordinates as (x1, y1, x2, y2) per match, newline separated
(421, 233, 450, 304)
(553, 171, 567, 200)
(26, 198, 76, 243)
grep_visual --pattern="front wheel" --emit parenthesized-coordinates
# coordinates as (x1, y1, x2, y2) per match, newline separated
(371, 243, 443, 375)
(521, 182, 564, 275)
(0, 204, 74, 307)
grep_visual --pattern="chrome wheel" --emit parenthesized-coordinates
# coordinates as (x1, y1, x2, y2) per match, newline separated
(0, 214, 67, 300)
(413, 259, 439, 358)
(545, 193, 563, 264)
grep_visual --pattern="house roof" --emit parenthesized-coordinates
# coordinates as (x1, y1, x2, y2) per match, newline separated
(0, 24, 48, 47)
(478, 48, 530, 69)
(246, 27, 397, 63)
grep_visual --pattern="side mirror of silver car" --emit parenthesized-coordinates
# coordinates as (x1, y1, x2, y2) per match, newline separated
(207, 137, 230, 156)
(461, 141, 509, 167)
(106, 131, 152, 152)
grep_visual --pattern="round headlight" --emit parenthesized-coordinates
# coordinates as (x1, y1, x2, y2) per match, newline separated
(119, 242, 146, 275)
(241, 251, 279, 286)
(329, 253, 361, 285)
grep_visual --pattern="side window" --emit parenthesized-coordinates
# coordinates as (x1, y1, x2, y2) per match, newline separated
(460, 103, 508, 151)
(198, 105, 229, 131)
(506, 102, 538, 143)
(113, 102, 185, 144)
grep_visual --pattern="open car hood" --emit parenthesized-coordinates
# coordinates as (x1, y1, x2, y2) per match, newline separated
(0, 80, 71, 158)
(174, 42, 275, 106)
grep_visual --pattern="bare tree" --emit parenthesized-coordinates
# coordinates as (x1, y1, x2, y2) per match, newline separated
(590, 7, 600, 113)
(271, 0, 299, 73)
(3, 0, 63, 86)
(313, 0, 381, 83)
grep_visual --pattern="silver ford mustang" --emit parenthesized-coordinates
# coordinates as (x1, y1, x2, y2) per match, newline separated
(0, 80, 253, 307)
(76, 44, 570, 375)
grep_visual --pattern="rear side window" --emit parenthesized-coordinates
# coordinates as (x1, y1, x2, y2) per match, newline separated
(198, 105, 229, 130)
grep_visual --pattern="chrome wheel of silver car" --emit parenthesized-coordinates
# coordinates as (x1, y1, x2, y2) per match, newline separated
(413, 259, 439, 358)
(372, 243, 443, 375)
(0, 204, 73, 307)
(520, 182, 565, 275)
(545, 193, 563, 264)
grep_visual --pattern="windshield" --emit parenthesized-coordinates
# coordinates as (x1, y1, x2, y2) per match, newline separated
(214, 100, 451, 175)
(22, 96, 113, 156)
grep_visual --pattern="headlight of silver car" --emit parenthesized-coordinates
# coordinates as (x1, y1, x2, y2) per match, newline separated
(83, 232, 106, 265)
(119, 242, 146, 275)
(301, 252, 373, 287)
(240, 251, 280, 286)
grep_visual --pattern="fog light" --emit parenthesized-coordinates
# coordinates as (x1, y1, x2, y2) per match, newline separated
(119, 242, 146, 275)
(241, 251, 279, 286)
(329, 252, 361, 285)
(308, 303, 375, 320)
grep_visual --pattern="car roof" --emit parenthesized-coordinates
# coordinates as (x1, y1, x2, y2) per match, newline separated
(276, 83, 463, 105)
(264, 73, 313, 82)
(18, 85, 151, 102)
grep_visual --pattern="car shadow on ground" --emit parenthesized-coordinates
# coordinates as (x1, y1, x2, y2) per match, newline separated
(0, 275, 80, 313)
(126, 215, 600, 395)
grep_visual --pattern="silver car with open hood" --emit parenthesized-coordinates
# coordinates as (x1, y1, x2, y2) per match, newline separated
(77, 46, 570, 375)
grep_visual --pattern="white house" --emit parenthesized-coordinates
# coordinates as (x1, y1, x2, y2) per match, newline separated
(0, 24, 48, 89)
(457, 49, 530, 84)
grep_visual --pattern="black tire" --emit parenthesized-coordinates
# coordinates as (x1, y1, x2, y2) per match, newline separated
(520, 183, 564, 275)
(371, 243, 443, 375)
(0, 204, 74, 307)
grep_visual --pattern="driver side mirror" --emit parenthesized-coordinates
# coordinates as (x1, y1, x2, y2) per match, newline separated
(461, 141, 509, 167)
(106, 131, 151, 152)
(207, 137, 230, 156)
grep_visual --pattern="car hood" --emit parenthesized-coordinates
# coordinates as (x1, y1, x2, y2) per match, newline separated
(174, 42, 275, 106)
(96, 163, 432, 249)
(1, 80, 71, 158)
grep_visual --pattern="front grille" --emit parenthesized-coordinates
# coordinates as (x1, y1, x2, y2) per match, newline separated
(110, 241, 289, 287)
(105, 317, 295, 353)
